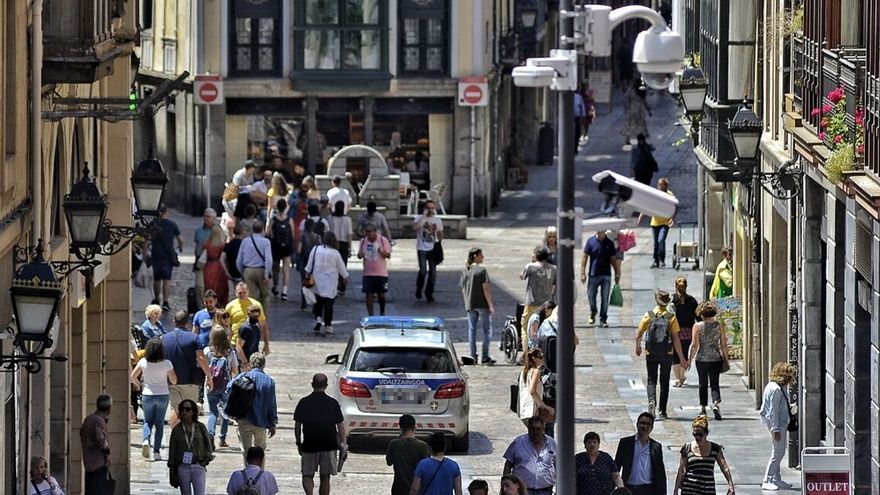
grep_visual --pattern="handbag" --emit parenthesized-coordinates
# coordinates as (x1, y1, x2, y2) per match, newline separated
(431, 241, 444, 265)
(720, 355, 730, 373)
(303, 246, 318, 288)
(302, 286, 317, 305)
(782, 389, 798, 432)
(609, 284, 624, 307)
(195, 249, 208, 270)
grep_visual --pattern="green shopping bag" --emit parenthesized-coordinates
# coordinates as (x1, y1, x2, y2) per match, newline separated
(609, 284, 624, 307)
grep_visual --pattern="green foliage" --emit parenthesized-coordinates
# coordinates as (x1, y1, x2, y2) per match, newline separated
(826, 144, 853, 184)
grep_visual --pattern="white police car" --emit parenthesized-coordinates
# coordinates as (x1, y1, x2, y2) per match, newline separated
(326, 316, 470, 452)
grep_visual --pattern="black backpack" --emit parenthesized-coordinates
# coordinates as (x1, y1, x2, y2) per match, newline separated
(223, 373, 256, 420)
(271, 216, 292, 248)
(644, 310, 673, 355)
(233, 469, 264, 495)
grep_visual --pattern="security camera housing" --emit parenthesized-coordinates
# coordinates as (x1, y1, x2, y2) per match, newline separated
(511, 65, 556, 88)
(592, 170, 679, 219)
(632, 27, 684, 89)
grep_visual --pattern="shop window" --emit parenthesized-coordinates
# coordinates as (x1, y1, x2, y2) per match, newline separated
(246, 116, 305, 164)
(294, 0, 386, 71)
(229, 0, 282, 77)
(399, 0, 449, 76)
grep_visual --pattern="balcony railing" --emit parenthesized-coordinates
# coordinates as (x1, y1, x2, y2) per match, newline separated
(866, 71, 880, 178)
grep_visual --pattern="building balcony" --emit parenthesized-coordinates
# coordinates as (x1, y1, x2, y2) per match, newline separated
(693, 99, 740, 182)
(42, 0, 135, 84)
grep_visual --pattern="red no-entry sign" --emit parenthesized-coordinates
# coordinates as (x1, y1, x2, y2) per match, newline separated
(194, 75, 224, 105)
(458, 76, 488, 107)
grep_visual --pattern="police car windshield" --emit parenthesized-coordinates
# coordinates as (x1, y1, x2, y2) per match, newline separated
(353, 348, 455, 373)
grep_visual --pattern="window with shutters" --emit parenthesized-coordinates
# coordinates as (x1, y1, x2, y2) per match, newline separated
(853, 212, 873, 281)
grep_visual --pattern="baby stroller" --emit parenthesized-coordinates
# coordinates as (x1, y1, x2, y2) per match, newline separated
(499, 304, 525, 364)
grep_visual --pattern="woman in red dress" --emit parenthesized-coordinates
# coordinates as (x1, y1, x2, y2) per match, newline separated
(202, 224, 231, 304)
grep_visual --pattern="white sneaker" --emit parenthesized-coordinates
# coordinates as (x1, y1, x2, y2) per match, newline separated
(761, 482, 779, 491)
(323, 326, 334, 335)
(141, 440, 150, 459)
(775, 480, 792, 490)
(152, 452, 161, 461)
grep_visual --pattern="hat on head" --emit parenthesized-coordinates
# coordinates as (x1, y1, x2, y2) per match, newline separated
(655, 290, 671, 306)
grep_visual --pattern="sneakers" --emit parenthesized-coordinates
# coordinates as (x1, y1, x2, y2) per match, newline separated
(323, 326, 334, 335)
(761, 482, 779, 491)
(152, 452, 161, 461)
(660, 260, 666, 268)
(161, 301, 171, 312)
(712, 403, 723, 420)
(281, 293, 288, 301)
(600, 321, 609, 328)
(142, 440, 150, 459)
(648, 401, 656, 417)
(657, 411, 669, 420)
(775, 480, 792, 490)
(313, 320, 322, 333)
(650, 262, 660, 269)
(271, 286, 279, 297)
(588, 314, 596, 325)
(482, 357, 497, 366)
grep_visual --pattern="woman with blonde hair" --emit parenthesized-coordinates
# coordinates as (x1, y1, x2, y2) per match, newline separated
(201, 224, 231, 303)
(203, 325, 239, 449)
(518, 348, 553, 428)
(686, 301, 728, 419)
(266, 172, 290, 219)
(543, 226, 558, 265)
(140, 304, 165, 341)
(674, 416, 735, 495)
(28, 455, 64, 495)
(759, 362, 797, 491)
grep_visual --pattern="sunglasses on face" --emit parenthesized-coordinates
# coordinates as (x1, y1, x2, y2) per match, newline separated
(692, 431, 706, 438)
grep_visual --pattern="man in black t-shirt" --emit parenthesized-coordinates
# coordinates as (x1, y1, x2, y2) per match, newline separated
(294, 373, 347, 495)
(385, 414, 430, 495)
(224, 224, 244, 285)
(236, 306, 263, 367)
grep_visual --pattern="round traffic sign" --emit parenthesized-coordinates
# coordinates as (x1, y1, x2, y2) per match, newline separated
(199, 82, 219, 104)
(463, 84, 483, 105)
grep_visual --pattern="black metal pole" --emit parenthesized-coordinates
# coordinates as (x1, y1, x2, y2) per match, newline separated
(556, 1, 576, 494)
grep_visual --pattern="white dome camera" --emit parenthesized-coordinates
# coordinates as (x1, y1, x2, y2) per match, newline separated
(632, 27, 685, 90)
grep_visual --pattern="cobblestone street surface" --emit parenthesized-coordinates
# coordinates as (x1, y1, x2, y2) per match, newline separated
(130, 90, 801, 494)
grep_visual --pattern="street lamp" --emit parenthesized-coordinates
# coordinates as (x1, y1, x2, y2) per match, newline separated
(512, 4, 684, 494)
(520, 5, 538, 28)
(679, 65, 709, 116)
(62, 153, 168, 261)
(2, 241, 70, 374)
(728, 103, 763, 162)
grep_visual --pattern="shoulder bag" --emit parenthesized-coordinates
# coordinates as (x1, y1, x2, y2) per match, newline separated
(420, 458, 446, 495)
(304, 246, 318, 288)
(781, 388, 798, 432)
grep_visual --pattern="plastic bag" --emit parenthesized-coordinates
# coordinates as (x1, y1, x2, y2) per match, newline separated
(609, 284, 624, 307)
(133, 262, 152, 288)
(302, 286, 317, 306)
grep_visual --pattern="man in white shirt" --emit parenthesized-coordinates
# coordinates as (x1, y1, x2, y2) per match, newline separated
(412, 200, 443, 302)
(232, 161, 257, 192)
(327, 175, 353, 214)
(226, 446, 279, 495)
(236, 222, 274, 311)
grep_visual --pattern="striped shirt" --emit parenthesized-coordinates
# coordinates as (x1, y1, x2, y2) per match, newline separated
(679, 441, 722, 495)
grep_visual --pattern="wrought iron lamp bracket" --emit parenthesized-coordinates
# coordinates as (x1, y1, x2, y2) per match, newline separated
(97, 216, 156, 257)
(0, 321, 67, 374)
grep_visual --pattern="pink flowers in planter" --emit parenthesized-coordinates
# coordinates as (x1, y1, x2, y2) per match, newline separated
(827, 86, 845, 104)
(810, 86, 865, 156)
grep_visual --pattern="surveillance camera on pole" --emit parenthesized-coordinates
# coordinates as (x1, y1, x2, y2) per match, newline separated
(592, 170, 679, 219)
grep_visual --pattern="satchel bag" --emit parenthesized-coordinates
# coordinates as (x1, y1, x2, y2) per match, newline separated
(303, 246, 318, 288)
(782, 389, 798, 432)
(195, 249, 208, 270)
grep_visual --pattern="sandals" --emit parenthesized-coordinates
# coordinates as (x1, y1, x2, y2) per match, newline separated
(673, 378, 686, 388)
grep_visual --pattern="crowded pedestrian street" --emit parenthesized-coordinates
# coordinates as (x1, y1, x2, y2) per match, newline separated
(128, 91, 800, 494)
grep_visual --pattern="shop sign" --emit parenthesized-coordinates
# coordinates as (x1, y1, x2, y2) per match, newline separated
(802, 447, 851, 495)
(458, 76, 488, 107)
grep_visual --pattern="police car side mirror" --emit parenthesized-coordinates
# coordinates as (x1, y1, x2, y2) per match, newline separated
(325, 354, 341, 365)
(592, 170, 679, 219)
(460, 355, 476, 366)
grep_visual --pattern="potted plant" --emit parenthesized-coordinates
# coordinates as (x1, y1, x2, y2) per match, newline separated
(811, 86, 865, 183)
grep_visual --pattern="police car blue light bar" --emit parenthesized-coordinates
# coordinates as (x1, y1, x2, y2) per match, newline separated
(359, 316, 445, 330)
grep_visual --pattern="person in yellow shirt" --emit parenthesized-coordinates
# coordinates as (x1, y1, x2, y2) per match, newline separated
(638, 178, 677, 268)
(225, 282, 270, 355)
(635, 290, 688, 420)
(710, 247, 734, 299)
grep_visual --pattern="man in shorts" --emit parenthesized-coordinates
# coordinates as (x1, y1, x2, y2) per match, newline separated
(357, 222, 392, 316)
(294, 373, 347, 495)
